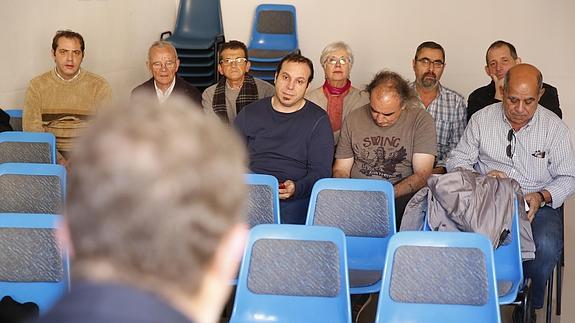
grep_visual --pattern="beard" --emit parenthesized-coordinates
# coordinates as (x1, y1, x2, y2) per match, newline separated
(421, 72, 438, 88)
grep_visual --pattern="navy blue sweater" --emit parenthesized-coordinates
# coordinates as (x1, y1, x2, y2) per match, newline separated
(235, 97, 334, 201)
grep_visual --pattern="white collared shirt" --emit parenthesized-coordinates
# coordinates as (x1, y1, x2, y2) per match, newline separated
(154, 78, 176, 104)
(55, 68, 82, 82)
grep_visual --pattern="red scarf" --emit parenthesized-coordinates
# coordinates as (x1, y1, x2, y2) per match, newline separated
(323, 79, 351, 132)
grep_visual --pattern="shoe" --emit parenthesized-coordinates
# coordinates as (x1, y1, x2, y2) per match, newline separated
(512, 305, 537, 323)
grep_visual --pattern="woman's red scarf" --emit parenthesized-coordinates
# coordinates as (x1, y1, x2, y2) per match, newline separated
(322, 79, 351, 132)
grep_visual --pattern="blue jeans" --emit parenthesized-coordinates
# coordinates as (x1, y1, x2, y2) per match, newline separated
(279, 197, 310, 224)
(523, 206, 563, 309)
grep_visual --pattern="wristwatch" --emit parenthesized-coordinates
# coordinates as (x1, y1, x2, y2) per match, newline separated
(536, 191, 546, 207)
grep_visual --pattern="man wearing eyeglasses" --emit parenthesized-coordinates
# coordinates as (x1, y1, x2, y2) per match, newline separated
(467, 40, 561, 122)
(447, 64, 575, 321)
(203, 40, 275, 123)
(131, 41, 201, 106)
(24, 30, 111, 168)
(411, 41, 467, 174)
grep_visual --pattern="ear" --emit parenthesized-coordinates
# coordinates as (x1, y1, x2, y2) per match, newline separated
(175, 58, 180, 73)
(217, 63, 224, 76)
(52, 49, 56, 59)
(56, 216, 74, 259)
(515, 56, 522, 64)
(210, 223, 248, 281)
(538, 87, 545, 101)
(245, 61, 251, 73)
(484, 65, 491, 78)
(412, 58, 417, 71)
(146, 61, 152, 74)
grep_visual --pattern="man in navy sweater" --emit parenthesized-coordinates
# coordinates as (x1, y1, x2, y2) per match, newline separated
(235, 54, 334, 224)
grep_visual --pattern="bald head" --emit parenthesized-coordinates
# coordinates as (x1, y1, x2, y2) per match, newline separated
(503, 63, 543, 94)
(502, 64, 545, 130)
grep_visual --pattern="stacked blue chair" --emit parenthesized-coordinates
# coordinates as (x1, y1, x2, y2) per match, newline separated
(230, 224, 351, 323)
(161, 0, 224, 90)
(376, 231, 501, 323)
(247, 4, 300, 83)
(5, 109, 22, 131)
(0, 132, 57, 164)
(245, 174, 281, 227)
(0, 213, 70, 315)
(306, 178, 396, 295)
(0, 163, 66, 214)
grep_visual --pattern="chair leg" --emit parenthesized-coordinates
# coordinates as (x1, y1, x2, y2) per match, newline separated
(556, 253, 563, 316)
(546, 267, 554, 323)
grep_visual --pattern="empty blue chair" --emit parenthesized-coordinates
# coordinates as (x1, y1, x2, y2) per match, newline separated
(161, 0, 224, 89)
(245, 174, 281, 227)
(0, 163, 66, 214)
(376, 231, 501, 323)
(0, 213, 70, 315)
(230, 224, 351, 323)
(306, 178, 396, 294)
(248, 4, 299, 82)
(0, 131, 57, 164)
(6, 109, 22, 131)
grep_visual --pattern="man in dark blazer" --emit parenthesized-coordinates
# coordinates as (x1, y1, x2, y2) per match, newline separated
(131, 41, 202, 107)
(467, 40, 561, 121)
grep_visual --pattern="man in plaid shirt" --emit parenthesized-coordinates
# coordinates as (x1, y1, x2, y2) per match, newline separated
(411, 41, 467, 174)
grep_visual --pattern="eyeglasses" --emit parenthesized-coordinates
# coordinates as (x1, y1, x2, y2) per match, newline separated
(416, 58, 445, 68)
(151, 61, 176, 70)
(506, 129, 516, 159)
(325, 56, 352, 65)
(220, 57, 248, 65)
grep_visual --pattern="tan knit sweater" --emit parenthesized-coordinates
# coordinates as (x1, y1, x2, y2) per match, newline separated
(23, 69, 112, 153)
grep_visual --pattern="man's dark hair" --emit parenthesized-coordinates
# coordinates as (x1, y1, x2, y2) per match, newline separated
(414, 41, 445, 62)
(275, 53, 314, 84)
(486, 40, 518, 65)
(218, 40, 249, 60)
(365, 70, 415, 107)
(52, 30, 85, 53)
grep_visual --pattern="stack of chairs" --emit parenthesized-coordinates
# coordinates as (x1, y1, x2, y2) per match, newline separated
(161, 0, 225, 91)
(0, 132, 69, 317)
(247, 4, 300, 83)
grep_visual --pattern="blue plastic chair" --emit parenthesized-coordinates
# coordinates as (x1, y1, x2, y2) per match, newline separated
(376, 231, 501, 323)
(245, 174, 281, 227)
(0, 163, 66, 214)
(494, 198, 523, 304)
(306, 178, 396, 294)
(247, 4, 299, 82)
(160, 0, 224, 88)
(230, 224, 351, 323)
(5, 109, 22, 131)
(0, 213, 70, 315)
(0, 131, 57, 164)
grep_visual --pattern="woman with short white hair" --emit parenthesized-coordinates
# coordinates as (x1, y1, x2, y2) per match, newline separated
(306, 41, 369, 145)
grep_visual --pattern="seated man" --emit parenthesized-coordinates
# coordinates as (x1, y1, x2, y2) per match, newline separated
(467, 40, 562, 120)
(234, 53, 334, 224)
(131, 41, 202, 106)
(410, 41, 467, 174)
(23, 30, 112, 167)
(203, 40, 275, 123)
(447, 64, 575, 321)
(36, 99, 248, 323)
(333, 71, 436, 225)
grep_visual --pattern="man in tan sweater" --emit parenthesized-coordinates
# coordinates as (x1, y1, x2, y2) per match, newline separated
(23, 30, 111, 167)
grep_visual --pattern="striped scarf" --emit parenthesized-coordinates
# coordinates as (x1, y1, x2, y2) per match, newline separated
(212, 74, 259, 123)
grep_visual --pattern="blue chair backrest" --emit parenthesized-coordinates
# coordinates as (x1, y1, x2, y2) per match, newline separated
(0, 163, 66, 214)
(494, 197, 523, 304)
(306, 178, 396, 270)
(0, 213, 70, 315)
(0, 131, 57, 164)
(171, 0, 223, 40)
(376, 231, 501, 323)
(5, 109, 22, 131)
(245, 174, 280, 226)
(248, 4, 298, 52)
(231, 224, 351, 323)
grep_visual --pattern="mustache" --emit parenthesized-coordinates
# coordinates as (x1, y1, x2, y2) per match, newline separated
(423, 72, 436, 79)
